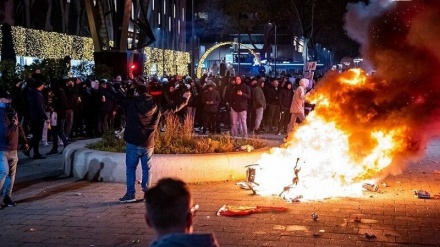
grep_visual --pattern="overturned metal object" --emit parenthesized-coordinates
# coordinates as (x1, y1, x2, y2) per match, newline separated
(245, 164, 260, 195)
(362, 183, 379, 192)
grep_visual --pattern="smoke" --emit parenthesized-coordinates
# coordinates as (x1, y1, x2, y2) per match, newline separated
(344, 0, 395, 46)
(312, 0, 440, 174)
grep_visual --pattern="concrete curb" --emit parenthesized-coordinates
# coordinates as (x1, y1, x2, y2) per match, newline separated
(63, 138, 277, 183)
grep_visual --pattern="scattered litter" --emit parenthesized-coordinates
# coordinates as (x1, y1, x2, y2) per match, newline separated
(311, 213, 319, 221)
(236, 182, 251, 190)
(217, 205, 288, 217)
(132, 239, 140, 244)
(28, 228, 35, 232)
(237, 145, 254, 152)
(365, 233, 376, 239)
(382, 183, 387, 187)
(291, 195, 303, 203)
(414, 190, 431, 199)
(313, 230, 325, 237)
(74, 192, 82, 196)
(354, 216, 362, 223)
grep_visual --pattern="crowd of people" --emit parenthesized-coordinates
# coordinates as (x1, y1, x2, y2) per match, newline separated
(8, 70, 316, 145)
(0, 67, 319, 246)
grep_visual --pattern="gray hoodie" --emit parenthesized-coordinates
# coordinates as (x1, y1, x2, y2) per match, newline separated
(150, 233, 220, 247)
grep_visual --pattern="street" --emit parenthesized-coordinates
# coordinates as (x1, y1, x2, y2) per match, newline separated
(0, 138, 439, 246)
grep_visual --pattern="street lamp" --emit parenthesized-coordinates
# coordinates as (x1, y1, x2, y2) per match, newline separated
(269, 22, 277, 77)
(191, 0, 195, 77)
(274, 24, 277, 78)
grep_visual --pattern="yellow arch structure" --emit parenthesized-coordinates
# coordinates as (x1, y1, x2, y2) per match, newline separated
(196, 41, 261, 78)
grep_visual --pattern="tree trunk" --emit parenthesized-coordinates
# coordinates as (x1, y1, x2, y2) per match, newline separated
(44, 0, 53, 31)
(59, 0, 65, 33)
(64, 0, 70, 33)
(25, 0, 31, 27)
(73, 0, 82, 35)
(303, 37, 309, 70)
(3, 0, 14, 25)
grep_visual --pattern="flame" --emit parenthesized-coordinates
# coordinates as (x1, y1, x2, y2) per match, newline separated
(252, 69, 410, 201)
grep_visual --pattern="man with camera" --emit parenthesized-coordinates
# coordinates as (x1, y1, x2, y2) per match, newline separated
(0, 90, 28, 207)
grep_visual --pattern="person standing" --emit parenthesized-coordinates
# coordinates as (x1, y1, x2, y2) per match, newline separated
(46, 82, 69, 155)
(201, 83, 220, 135)
(228, 76, 251, 137)
(265, 79, 281, 133)
(251, 79, 266, 134)
(287, 78, 310, 135)
(0, 90, 28, 207)
(118, 84, 190, 203)
(278, 82, 294, 135)
(28, 80, 48, 159)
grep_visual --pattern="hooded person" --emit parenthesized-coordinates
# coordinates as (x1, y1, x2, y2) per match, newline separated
(286, 78, 310, 135)
(28, 80, 48, 159)
(117, 85, 191, 203)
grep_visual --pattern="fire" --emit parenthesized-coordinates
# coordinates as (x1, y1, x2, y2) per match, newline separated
(251, 69, 410, 201)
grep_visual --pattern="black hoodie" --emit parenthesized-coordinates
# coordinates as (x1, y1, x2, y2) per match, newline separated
(121, 94, 189, 148)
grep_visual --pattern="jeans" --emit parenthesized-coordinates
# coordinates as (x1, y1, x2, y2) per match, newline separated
(287, 112, 306, 133)
(266, 104, 281, 130)
(31, 119, 44, 156)
(0, 150, 18, 198)
(125, 143, 154, 196)
(254, 107, 264, 131)
(230, 108, 247, 137)
(203, 111, 217, 133)
(65, 109, 74, 138)
(50, 119, 68, 151)
(186, 107, 196, 124)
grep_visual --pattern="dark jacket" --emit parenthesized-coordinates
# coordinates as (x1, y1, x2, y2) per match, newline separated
(279, 86, 294, 111)
(229, 83, 251, 112)
(64, 86, 77, 110)
(52, 88, 67, 119)
(266, 85, 280, 105)
(121, 93, 189, 148)
(28, 88, 48, 121)
(150, 233, 220, 247)
(0, 103, 26, 151)
(252, 85, 266, 109)
(202, 88, 221, 113)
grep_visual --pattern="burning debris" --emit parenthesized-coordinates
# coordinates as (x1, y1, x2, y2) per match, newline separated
(413, 190, 430, 199)
(236, 0, 440, 202)
(362, 183, 379, 192)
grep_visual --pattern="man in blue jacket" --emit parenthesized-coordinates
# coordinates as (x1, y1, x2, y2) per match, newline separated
(0, 90, 28, 207)
(118, 84, 190, 203)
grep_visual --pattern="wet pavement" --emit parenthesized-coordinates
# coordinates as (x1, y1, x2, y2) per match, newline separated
(1, 137, 440, 246)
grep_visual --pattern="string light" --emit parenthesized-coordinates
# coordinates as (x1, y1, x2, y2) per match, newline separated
(0, 25, 190, 76)
(143, 47, 190, 76)
(5, 26, 94, 61)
